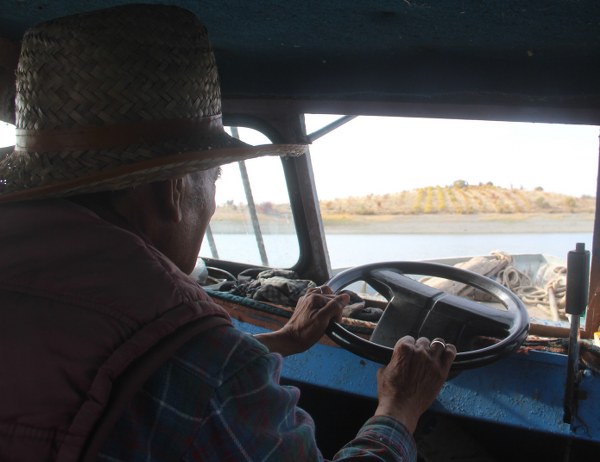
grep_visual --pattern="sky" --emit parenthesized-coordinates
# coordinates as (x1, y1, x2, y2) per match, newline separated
(2, 116, 599, 205)
(215, 115, 600, 205)
(305, 115, 600, 200)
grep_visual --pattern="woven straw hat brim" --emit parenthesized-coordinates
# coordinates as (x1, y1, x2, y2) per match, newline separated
(0, 5, 309, 204)
(0, 142, 306, 203)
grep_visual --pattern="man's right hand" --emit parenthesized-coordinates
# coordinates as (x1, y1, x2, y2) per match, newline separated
(374, 336, 457, 433)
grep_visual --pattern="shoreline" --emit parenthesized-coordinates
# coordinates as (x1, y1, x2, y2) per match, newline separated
(322, 212, 595, 234)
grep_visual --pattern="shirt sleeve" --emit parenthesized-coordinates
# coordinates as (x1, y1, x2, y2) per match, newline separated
(333, 415, 417, 461)
(188, 343, 417, 462)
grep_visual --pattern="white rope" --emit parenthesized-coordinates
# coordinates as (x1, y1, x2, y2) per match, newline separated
(497, 264, 567, 320)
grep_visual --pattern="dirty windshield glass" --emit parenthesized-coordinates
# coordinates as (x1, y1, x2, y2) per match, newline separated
(199, 127, 299, 268)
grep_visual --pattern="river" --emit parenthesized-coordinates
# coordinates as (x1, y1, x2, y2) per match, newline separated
(200, 232, 593, 269)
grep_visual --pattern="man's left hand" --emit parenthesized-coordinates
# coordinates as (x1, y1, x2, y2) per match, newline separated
(254, 286, 349, 356)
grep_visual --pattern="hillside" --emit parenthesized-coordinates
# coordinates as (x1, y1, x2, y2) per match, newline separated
(212, 183, 596, 234)
(318, 182, 596, 216)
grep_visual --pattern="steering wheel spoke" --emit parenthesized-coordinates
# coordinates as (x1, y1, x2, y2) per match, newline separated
(368, 268, 444, 300)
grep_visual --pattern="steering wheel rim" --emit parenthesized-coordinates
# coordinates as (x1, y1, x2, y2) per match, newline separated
(326, 261, 529, 370)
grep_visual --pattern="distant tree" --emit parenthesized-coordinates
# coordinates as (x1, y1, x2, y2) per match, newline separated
(453, 179, 468, 188)
(535, 197, 550, 209)
(257, 201, 274, 214)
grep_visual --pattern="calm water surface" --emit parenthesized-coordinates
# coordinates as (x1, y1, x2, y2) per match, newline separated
(201, 232, 593, 269)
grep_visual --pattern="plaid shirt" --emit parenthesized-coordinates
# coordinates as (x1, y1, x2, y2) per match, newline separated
(99, 324, 416, 461)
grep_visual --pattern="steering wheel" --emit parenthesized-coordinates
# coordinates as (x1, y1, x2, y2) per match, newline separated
(326, 261, 529, 370)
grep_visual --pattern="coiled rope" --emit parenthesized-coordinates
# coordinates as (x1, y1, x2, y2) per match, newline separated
(497, 264, 567, 321)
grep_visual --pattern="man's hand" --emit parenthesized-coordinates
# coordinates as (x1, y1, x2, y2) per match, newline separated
(375, 336, 457, 433)
(254, 286, 349, 356)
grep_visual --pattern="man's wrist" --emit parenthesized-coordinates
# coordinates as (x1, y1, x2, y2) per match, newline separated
(374, 403, 419, 434)
(254, 329, 304, 357)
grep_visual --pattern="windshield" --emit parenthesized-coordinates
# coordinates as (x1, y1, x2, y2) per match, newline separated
(200, 127, 299, 268)
(204, 115, 598, 330)
(307, 115, 598, 267)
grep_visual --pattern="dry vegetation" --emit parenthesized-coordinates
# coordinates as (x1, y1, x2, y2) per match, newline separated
(212, 182, 596, 234)
(318, 182, 595, 216)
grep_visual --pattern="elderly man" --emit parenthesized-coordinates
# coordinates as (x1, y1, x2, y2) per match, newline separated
(0, 5, 456, 462)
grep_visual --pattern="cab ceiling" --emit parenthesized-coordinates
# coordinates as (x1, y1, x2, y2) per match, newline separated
(1, 1, 600, 124)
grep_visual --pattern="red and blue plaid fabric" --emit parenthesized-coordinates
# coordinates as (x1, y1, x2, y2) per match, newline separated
(99, 325, 416, 461)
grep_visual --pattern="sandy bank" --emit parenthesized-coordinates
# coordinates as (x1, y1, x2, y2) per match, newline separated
(210, 212, 595, 235)
(322, 212, 595, 234)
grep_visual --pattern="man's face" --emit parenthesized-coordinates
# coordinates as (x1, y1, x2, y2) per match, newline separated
(178, 168, 220, 274)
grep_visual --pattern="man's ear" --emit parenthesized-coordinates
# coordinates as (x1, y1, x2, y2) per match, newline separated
(154, 178, 185, 223)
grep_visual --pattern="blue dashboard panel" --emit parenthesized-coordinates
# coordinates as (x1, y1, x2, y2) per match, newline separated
(234, 319, 600, 443)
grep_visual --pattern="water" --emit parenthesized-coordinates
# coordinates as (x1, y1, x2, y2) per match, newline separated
(201, 232, 593, 269)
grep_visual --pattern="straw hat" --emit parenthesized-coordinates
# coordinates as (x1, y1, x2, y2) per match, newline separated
(0, 4, 306, 202)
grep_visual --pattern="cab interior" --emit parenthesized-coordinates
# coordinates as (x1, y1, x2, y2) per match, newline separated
(1, 1, 600, 460)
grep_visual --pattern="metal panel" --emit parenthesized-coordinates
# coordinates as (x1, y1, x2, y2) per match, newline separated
(234, 318, 600, 443)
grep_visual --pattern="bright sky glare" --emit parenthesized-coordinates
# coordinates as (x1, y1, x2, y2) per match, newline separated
(305, 115, 600, 200)
(217, 115, 600, 204)
(2, 116, 599, 204)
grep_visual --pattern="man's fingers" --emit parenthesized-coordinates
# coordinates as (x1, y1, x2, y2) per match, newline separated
(390, 335, 416, 362)
(306, 287, 322, 296)
(320, 285, 334, 295)
(441, 343, 457, 368)
(307, 285, 334, 296)
(396, 335, 416, 346)
(320, 293, 349, 319)
(406, 337, 457, 370)
(415, 337, 430, 349)
(428, 337, 447, 357)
